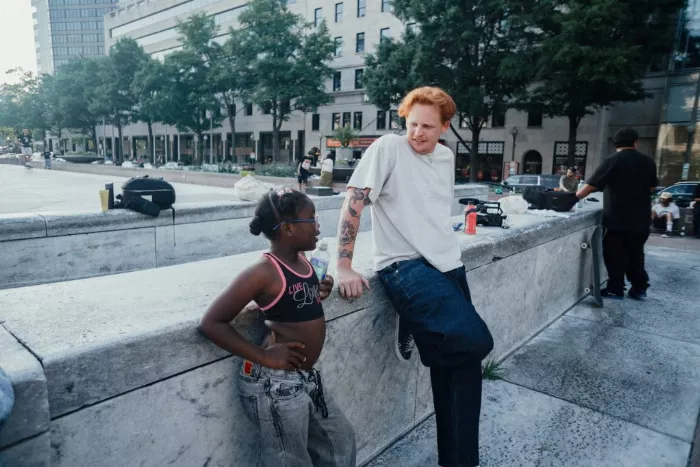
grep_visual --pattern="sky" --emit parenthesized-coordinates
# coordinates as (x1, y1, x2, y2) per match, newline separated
(0, 0, 37, 85)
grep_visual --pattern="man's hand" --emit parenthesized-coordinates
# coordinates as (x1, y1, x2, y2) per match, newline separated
(319, 274, 334, 300)
(337, 266, 370, 299)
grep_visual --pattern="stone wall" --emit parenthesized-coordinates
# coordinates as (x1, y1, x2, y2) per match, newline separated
(0, 207, 603, 466)
(0, 184, 487, 290)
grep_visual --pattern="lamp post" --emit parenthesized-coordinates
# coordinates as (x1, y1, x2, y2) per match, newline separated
(203, 134, 209, 164)
(510, 127, 518, 162)
(161, 135, 165, 164)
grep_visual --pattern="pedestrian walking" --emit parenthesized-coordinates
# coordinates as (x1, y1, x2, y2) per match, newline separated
(42, 144, 52, 170)
(576, 127, 658, 300)
(335, 86, 494, 467)
(18, 129, 33, 168)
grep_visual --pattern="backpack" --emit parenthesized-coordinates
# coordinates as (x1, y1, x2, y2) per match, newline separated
(522, 186, 578, 212)
(120, 175, 176, 209)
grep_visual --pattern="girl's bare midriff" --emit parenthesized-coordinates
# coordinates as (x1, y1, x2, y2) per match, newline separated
(262, 317, 327, 369)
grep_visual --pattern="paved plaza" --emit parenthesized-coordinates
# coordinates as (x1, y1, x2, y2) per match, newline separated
(368, 245, 700, 467)
(0, 165, 239, 214)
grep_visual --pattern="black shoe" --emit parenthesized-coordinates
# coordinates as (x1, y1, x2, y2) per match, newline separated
(628, 288, 646, 300)
(394, 314, 414, 361)
(601, 288, 624, 300)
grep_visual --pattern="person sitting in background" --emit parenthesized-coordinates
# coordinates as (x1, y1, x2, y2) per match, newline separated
(559, 167, 579, 192)
(652, 192, 680, 238)
(320, 152, 335, 188)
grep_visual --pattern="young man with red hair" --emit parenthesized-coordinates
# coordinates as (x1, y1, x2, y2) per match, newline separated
(335, 87, 494, 466)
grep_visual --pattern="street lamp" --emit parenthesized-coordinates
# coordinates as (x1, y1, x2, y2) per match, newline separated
(161, 135, 165, 164)
(510, 127, 518, 162)
(203, 134, 209, 164)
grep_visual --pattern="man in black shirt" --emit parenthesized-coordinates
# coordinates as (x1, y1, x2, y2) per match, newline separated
(576, 128, 658, 299)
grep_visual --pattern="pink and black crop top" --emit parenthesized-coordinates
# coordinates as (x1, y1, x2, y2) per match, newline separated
(258, 253, 325, 322)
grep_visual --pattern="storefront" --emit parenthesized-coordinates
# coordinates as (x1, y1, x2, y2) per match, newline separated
(552, 142, 588, 177)
(325, 136, 381, 160)
(456, 141, 505, 182)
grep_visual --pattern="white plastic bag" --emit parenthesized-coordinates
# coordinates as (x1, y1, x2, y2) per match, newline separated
(499, 194, 529, 215)
(233, 174, 277, 201)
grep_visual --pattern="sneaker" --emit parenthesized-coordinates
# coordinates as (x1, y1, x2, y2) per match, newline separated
(394, 314, 414, 361)
(661, 233, 670, 238)
(628, 288, 646, 300)
(601, 288, 624, 300)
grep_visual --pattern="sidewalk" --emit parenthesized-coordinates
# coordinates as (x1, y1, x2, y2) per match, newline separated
(367, 245, 700, 467)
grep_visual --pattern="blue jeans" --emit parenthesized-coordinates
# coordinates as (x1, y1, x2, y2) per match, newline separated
(379, 258, 494, 467)
(0, 368, 14, 434)
(237, 361, 356, 467)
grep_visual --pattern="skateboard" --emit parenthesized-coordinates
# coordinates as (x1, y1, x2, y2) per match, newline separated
(581, 224, 603, 307)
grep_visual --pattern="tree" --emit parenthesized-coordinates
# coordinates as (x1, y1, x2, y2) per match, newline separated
(364, 0, 534, 182)
(236, 0, 335, 161)
(37, 74, 68, 149)
(526, 0, 684, 169)
(132, 57, 170, 163)
(53, 58, 103, 153)
(0, 68, 46, 138)
(163, 15, 224, 164)
(332, 125, 359, 148)
(91, 38, 149, 161)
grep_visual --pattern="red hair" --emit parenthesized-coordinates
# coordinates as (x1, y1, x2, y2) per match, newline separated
(398, 87, 456, 123)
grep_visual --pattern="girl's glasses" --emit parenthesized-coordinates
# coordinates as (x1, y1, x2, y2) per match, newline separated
(272, 216, 319, 231)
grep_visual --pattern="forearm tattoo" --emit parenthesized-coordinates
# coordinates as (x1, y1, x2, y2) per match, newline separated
(338, 249, 353, 260)
(339, 220, 358, 246)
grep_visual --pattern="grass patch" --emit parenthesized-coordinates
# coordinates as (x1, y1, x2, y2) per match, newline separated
(482, 359, 503, 380)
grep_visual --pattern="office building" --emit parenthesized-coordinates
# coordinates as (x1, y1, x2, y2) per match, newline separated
(102, 0, 673, 181)
(32, 0, 118, 75)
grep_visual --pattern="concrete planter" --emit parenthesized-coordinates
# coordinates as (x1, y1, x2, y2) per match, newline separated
(336, 147, 353, 162)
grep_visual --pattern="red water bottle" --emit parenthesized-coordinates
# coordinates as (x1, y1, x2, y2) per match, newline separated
(465, 203, 477, 235)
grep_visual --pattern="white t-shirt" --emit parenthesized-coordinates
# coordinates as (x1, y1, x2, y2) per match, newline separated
(321, 158, 334, 173)
(652, 203, 680, 219)
(348, 134, 461, 273)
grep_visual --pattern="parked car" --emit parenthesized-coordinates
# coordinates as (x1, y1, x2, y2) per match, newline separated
(502, 174, 562, 192)
(656, 181, 699, 208)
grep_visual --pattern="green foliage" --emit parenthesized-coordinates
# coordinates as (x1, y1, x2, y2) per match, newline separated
(482, 359, 502, 380)
(332, 125, 359, 148)
(522, 0, 684, 166)
(251, 162, 298, 178)
(236, 0, 335, 159)
(364, 0, 534, 182)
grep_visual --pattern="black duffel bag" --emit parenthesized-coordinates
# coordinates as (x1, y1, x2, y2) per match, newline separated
(523, 186, 578, 212)
(121, 175, 176, 209)
(115, 175, 176, 218)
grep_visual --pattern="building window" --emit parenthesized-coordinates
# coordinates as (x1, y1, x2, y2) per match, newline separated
(353, 111, 362, 130)
(459, 115, 468, 129)
(342, 112, 351, 127)
(377, 110, 386, 130)
(491, 104, 506, 128)
(333, 71, 341, 91)
(332, 113, 341, 130)
(381, 0, 393, 13)
(380, 28, 390, 42)
(527, 107, 543, 127)
(389, 109, 403, 129)
(314, 8, 322, 26)
(334, 37, 343, 57)
(335, 3, 343, 22)
(357, 0, 365, 17)
(354, 69, 363, 89)
(312, 113, 320, 131)
(356, 32, 365, 53)
(245, 103, 253, 116)
(262, 106, 271, 115)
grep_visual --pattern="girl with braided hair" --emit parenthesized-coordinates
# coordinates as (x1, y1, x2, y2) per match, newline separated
(199, 188, 356, 467)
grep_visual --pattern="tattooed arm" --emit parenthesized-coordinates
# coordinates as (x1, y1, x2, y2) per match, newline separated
(336, 187, 372, 298)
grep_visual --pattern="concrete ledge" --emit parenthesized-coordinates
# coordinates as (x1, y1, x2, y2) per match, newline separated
(0, 327, 49, 448)
(0, 207, 601, 465)
(0, 185, 489, 289)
